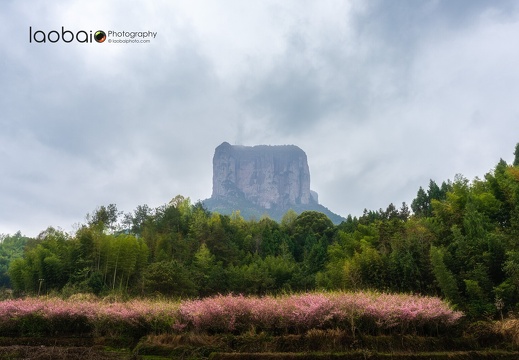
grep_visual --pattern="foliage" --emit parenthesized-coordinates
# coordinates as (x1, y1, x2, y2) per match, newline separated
(141, 260, 197, 297)
(0, 297, 177, 338)
(177, 292, 462, 336)
(0, 292, 461, 338)
(0, 232, 29, 288)
(494, 317, 519, 347)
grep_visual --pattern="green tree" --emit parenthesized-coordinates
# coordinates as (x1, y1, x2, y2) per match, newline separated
(464, 279, 494, 318)
(227, 257, 275, 295)
(88, 204, 120, 232)
(388, 219, 433, 294)
(430, 245, 461, 305)
(412, 180, 452, 218)
(280, 209, 298, 230)
(316, 240, 349, 290)
(7, 258, 27, 293)
(257, 218, 283, 257)
(141, 260, 197, 297)
(290, 211, 334, 262)
(342, 242, 387, 290)
(6, 228, 71, 293)
(262, 254, 297, 291)
(123, 204, 153, 236)
(191, 243, 225, 296)
(411, 187, 430, 217)
(98, 234, 148, 292)
(0, 232, 29, 287)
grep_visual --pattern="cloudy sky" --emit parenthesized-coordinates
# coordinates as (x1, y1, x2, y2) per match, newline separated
(2, 0, 519, 236)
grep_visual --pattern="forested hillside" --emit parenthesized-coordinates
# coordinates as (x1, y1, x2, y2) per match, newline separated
(2, 144, 519, 319)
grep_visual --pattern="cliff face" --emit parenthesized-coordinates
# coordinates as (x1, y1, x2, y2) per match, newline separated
(205, 142, 345, 224)
(211, 142, 313, 209)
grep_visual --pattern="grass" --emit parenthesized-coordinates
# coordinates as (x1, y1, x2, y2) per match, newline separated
(493, 318, 519, 348)
(0, 328, 515, 359)
(133, 330, 489, 356)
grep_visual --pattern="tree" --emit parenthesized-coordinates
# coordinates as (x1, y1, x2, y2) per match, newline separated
(9, 244, 66, 293)
(338, 215, 358, 233)
(383, 203, 399, 220)
(399, 202, 410, 221)
(7, 258, 26, 293)
(262, 254, 297, 291)
(141, 260, 197, 297)
(88, 204, 120, 231)
(430, 246, 461, 305)
(387, 218, 435, 293)
(432, 175, 470, 232)
(281, 209, 298, 230)
(464, 279, 494, 318)
(299, 237, 328, 289)
(204, 213, 241, 266)
(258, 219, 283, 257)
(342, 242, 387, 290)
(0, 232, 30, 287)
(191, 243, 225, 296)
(98, 234, 148, 292)
(227, 257, 275, 295)
(316, 241, 348, 290)
(411, 187, 430, 217)
(412, 180, 451, 218)
(123, 204, 152, 236)
(290, 211, 334, 262)
(428, 180, 442, 203)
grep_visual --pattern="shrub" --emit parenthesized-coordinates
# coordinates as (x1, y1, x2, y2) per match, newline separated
(0, 291, 462, 338)
(177, 291, 463, 336)
(493, 318, 519, 347)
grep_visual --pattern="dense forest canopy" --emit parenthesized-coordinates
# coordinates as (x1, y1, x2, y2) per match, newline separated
(2, 145, 519, 319)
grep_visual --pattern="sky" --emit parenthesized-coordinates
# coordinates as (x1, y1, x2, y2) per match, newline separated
(1, 0, 519, 237)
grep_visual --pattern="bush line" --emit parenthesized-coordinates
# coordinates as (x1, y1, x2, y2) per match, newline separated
(0, 291, 462, 338)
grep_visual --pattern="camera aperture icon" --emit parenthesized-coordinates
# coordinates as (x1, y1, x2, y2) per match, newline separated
(94, 30, 106, 43)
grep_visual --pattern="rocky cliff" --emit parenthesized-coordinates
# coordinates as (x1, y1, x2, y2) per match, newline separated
(211, 142, 313, 209)
(204, 142, 345, 224)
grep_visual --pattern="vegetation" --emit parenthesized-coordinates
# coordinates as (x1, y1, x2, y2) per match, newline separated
(0, 292, 461, 338)
(2, 144, 519, 324)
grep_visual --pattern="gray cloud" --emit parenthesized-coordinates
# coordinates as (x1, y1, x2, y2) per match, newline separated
(1, 0, 519, 235)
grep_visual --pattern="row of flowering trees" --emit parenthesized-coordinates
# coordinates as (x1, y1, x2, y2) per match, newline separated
(0, 292, 462, 337)
(177, 292, 462, 336)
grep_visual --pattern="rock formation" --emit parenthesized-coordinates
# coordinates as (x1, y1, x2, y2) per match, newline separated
(211, 142, 314, 209)
(204, 142, 345, 224)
